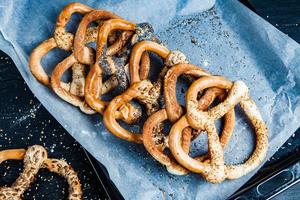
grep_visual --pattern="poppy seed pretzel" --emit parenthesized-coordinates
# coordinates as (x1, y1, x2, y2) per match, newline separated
(0, 145, 82, 200)
(85, 19, 155, 123)
(50, 10, 136, 115)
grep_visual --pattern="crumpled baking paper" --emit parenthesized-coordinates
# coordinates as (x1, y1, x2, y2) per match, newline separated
(0, 0, 300, 199)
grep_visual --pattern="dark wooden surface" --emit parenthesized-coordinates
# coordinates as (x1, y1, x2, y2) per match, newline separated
(0, 1, 299, 199)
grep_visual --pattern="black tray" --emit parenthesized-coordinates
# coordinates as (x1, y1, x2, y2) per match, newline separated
(1, 1, 300, 199)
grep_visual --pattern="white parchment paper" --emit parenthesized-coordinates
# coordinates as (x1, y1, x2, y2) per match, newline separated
(0, 0, 300, 199)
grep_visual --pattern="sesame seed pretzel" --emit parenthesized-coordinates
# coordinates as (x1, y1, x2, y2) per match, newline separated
(0, 145, 82, 200)
(168, 76, 268, 182)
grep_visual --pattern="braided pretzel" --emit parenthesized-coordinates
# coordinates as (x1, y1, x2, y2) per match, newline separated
(29, 3, 93, 85)
(169, 76, 268, 182)
(0, 146, 82, 200)
(103, 80, 154, 143)
(164, 63, 210, 122)
(49, 9, 133, 114)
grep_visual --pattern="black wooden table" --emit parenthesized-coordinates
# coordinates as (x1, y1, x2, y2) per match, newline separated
(0, 1, 299, 199)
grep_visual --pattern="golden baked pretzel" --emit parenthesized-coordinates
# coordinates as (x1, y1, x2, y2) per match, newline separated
(0, 145, 82, 200)
(29, 2, 93, 86)
(51, 54, 95, 114)
(47, 9, 132, 114)
(168, 76, 268, 182)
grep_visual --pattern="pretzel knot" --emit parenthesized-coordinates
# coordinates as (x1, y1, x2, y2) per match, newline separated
(131, 23, 159, 45)
(164, 50, 188, 67)
(0, 145, 82, 200)
(103, 80, 154, 143)
(168, 76, 268, 183)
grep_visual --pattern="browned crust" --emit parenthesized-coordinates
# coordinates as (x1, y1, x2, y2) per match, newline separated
(129, 40, 170, 84)
(103, 80, 154, 143)
(85, 19, 136, 116)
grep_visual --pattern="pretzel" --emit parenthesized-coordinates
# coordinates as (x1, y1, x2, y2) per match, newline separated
(0, 146, 82, 200)
(169, 76, 268, 182)
(164, 63, 210, 122)
(51, 54, 130, 114)
(103, 80, 155, 143)
(29, 2, 93, 85)
(143, 87, 235, 175)
(85, 19, 153, 115)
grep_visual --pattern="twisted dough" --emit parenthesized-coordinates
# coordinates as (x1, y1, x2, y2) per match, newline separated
(169, 76, 268, 182)
(85, 19, 149, 120)
(164, 63, 210, 122)
(103, 80, 154, 143)
(143, 87, 235, 175)
(0, 145, 82, 200)
(143, 109, 192, 175)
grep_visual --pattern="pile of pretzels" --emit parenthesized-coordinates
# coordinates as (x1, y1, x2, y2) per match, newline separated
(29, 2, 268, 183)
(0, 145, 81, 200)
